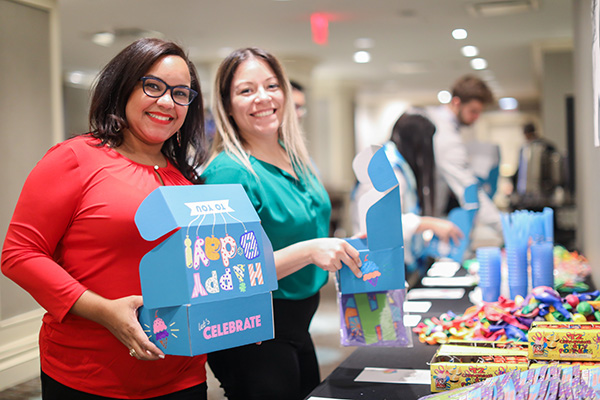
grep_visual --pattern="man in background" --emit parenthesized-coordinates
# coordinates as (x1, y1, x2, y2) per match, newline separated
(427, 75, 502, 243)
(290, 80, 307, 122)
(511, 122, 563, 211)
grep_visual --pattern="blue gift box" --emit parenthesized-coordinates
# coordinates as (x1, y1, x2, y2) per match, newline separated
(135, 184, 277, 355)
(337, 146, 405, 294)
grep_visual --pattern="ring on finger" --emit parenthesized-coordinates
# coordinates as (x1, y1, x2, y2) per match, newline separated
(129, 348, 137, 357)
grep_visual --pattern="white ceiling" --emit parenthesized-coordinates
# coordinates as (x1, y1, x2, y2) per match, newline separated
(58, 0, 573, 106)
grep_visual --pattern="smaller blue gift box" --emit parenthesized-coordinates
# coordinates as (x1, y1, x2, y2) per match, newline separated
(337, 146, 405, 295)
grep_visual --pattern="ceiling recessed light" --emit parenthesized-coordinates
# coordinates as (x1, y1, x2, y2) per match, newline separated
(470, 57, 488, 70)
(452, 29, 468, 40)
(68, 71, 84, 84)
(461, 45, 479, 57)
(499, 97, 518, 110)
(437, 90, 452, 104)
(65, 70, 96, 87)
(353, 51, 371, 63)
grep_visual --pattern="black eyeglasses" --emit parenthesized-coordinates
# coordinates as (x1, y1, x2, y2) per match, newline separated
(139, 76, 198, 106)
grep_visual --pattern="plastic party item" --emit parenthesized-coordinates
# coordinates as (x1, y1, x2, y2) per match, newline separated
(531, 241, 554, 289)
(566, 294, 580, 308)
(339, 289, 410, 347)
(414, 287, 600, 347)
(532, 287, 571, 320)
(577, 301, 594, 316)
(500, 210, 532, 299)
(505, 244, 528, 299)
(476, 246, 502, 302)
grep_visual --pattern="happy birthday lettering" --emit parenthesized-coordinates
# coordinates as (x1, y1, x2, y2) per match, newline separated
(187, 230, 263, 300)
(188, 232, 259, 270)
(191, 263, 264, 299)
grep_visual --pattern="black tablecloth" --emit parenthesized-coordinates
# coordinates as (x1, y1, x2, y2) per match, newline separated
(306, 278, 475, 400)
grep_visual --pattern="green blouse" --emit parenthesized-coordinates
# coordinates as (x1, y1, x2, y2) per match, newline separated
(201, 151, 331, 300)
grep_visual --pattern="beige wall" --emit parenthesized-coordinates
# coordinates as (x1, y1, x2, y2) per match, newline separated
(0, 0, 61, 390)
(542, 50, 574, 154)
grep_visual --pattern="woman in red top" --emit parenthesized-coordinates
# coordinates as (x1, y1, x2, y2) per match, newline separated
(1, 38, 209, 399)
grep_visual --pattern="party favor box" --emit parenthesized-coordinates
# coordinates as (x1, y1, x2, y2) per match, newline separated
(528, 321, 600, 362)
(337, 145, 405, 295)
(135, 184, 278, 356)
(430, 344, 528, 392)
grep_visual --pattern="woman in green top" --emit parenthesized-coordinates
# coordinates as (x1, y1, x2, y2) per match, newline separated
(201, 47, 363, 400)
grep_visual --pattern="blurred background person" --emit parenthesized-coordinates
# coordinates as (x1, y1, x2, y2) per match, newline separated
(1, 38, 209, 399)
(290, 79, 307, 122)
(511, 122, 564, 211)
(351, 112, 463, 276)
(201, 47, 362, 400)
(427, 75, 503, 246)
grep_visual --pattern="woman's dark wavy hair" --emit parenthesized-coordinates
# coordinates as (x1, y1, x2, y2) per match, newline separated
(390, 113, 437, 216)
(88, 37, 207, 183)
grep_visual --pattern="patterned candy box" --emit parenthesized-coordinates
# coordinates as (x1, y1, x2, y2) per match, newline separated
(430, 344, 528, 392)
(528, 321, 600, 362)
(136, 184, 277, 356)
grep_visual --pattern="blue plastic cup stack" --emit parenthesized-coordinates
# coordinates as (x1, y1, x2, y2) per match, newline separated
(531, 241, 554, 289)
(505, 244, 528, 299)
(529, 208, 555, 290)
(476, 246, 501, 302)
(501, 210, 531, 300)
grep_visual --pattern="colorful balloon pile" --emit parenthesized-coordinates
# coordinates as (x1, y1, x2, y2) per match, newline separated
(413, 287, 600, 345)
(553, 245, 591, 293)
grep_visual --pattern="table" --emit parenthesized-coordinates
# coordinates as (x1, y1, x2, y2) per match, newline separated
(306, 278, 475, 399)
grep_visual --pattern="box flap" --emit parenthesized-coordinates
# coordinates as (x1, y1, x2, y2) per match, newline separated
(365, 185, 403, 251)
(135, 185, 261, 241)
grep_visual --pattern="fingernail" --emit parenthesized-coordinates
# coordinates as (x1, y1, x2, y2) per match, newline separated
(159, 354, 165, 359)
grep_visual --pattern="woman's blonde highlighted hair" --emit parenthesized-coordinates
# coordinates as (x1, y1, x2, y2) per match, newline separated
(210, 47, 316, 180)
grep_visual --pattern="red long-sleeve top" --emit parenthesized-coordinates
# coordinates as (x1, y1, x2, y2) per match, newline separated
(1, 135, 206, 398)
